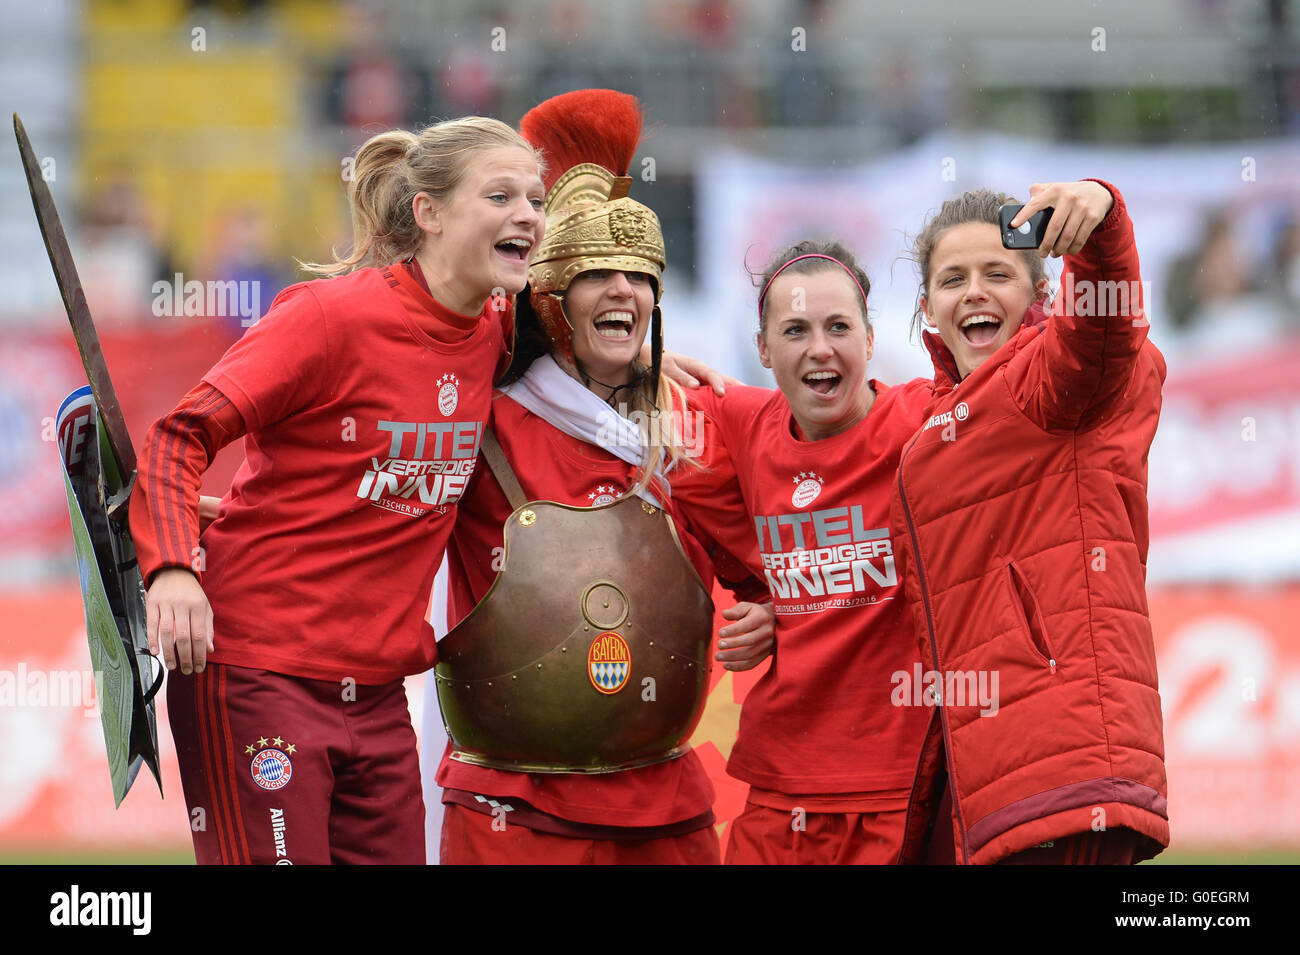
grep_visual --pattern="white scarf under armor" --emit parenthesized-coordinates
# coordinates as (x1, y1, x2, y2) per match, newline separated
(499, 354, 667, 508)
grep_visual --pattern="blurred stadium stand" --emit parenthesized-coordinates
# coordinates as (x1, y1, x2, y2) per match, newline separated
(3, 0, 1296, 313)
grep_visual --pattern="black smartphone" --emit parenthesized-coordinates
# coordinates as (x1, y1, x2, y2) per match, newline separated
(999, 203, 1054, 250)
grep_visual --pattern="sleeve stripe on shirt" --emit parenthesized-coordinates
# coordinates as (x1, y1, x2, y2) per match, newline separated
(150, 385, 238, 572)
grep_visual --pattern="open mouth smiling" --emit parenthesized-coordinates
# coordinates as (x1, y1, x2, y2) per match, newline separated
(803, 369, 841, 397)
(960, 313, 1003, 347)
(593, 310, 635, 340)
(494, 237, 533, 261)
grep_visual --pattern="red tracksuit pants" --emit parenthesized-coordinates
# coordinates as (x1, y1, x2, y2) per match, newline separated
(440, 804, 721, 865)
(167, 662, 425, 865)
(724, 802, 907, 865)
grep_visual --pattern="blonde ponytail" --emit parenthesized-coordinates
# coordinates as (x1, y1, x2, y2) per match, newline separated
(303, 116, 541, 277)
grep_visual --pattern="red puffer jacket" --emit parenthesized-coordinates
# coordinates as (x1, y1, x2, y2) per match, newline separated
(890, 184, 1169, 865)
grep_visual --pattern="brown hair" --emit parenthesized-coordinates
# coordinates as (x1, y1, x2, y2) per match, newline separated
(905, 189, 1048, 337)
(752, 240, 872, 336)
(302, 117, 541, 276)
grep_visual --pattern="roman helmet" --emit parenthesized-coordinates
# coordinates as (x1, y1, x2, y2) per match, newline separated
(519, 89, 667, 398)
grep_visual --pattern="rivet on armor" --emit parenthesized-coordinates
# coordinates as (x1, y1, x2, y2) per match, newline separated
(519, 509, 537, 526)
(641, 501, 657, 515)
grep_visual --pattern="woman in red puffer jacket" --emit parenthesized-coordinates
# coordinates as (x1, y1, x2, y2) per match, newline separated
(890, 180, 1169, 865)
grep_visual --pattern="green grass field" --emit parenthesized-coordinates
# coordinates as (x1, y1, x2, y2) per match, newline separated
(1144, 848, 1300, 865)
(0, 848, 195, 865)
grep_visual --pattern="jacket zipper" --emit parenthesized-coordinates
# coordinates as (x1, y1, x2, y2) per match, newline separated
(896, 429, 970, 862)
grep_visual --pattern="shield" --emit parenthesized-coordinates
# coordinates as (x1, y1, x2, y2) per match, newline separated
(17, 113, 163, 804)
(57, 389, 164, 804)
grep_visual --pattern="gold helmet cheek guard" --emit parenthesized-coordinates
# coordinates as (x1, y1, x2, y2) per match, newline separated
(531, 290, 576, 361)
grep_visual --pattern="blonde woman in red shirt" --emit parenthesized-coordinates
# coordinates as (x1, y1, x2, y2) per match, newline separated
(682, 241, 934, 864)
(130, 117, 546, 864)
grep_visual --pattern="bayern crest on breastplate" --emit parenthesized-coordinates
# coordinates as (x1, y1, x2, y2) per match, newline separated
(588, 630, 632, 694)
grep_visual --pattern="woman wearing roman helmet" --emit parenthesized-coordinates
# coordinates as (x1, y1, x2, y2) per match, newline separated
(430, 89, 774, 865)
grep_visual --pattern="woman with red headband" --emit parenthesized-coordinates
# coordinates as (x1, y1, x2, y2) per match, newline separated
(891, 180, 1168, 864)
(681, 240, 933, 864)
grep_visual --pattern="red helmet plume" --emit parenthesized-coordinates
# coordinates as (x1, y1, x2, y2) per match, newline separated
(520, 89, 644, 191)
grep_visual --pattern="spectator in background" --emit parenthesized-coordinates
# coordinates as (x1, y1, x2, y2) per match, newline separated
(324, 1, 430, 134)
(1261, 215, 1300, 333)
(202, 206, 290, 335)
(1166, 210, 1289, 354)
(78, 180, 175, 326)
(770, 0, 839, 126)
(1164, 212, 1243, 331)
(648, 0, 746, 126)
(535, 1, 601, 102)
(870, 51, 941, 148)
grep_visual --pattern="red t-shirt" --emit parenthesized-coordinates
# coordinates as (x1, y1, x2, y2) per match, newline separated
(155, 265, 506, 684)
(437, 390, 753, 828)
(688, 379, 933, 793)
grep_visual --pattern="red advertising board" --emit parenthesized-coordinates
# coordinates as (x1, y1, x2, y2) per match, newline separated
(1, 322, 246, 562)
(1149, 340, 1300, 539)
(2, 582, 1295, 856)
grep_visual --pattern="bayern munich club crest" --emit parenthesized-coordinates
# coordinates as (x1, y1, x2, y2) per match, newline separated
(587, 484, 620, 507)
(437, 373, 461, 416)
(588, 631, 632, 694)
(791, 471, 825, 508)
(246, 737, 296, 791)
